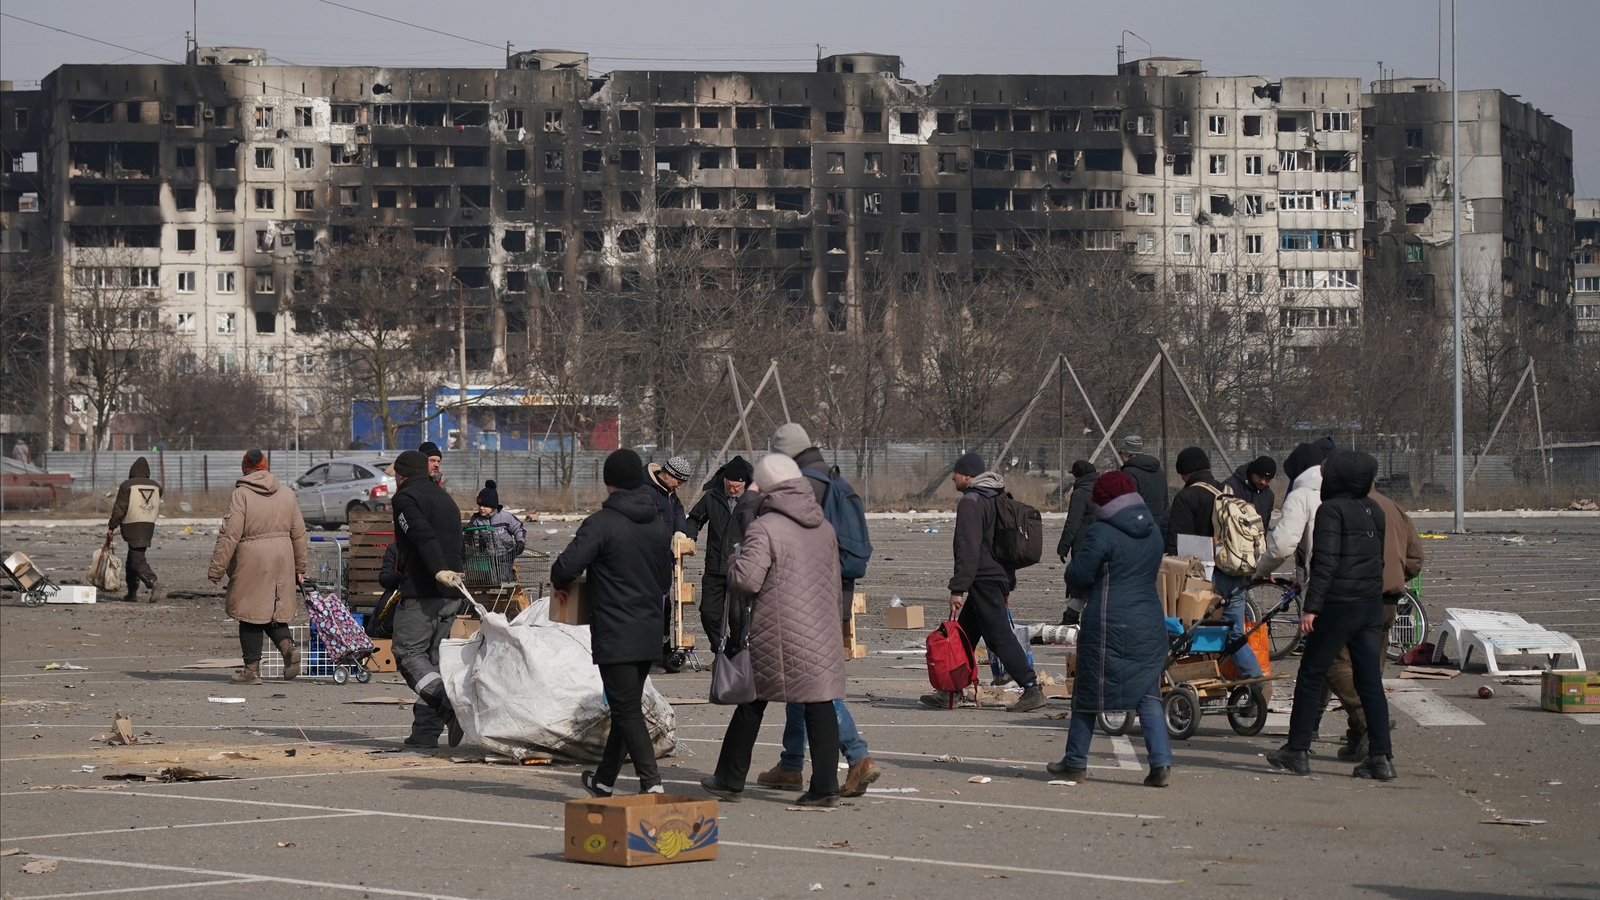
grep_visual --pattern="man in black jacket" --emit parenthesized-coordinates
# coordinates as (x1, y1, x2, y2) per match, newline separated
(389, 450, 467, 749)
(1054, 460, 1098, 626)
(923, 452, 1044, 713)
(1223, 456, 1277, 530)
(686, 455, 752, 653)
(1164, 447, 1221, 556)
(1269, 450, 1395, 781)
(553, 449, 673, 797)
(1117, 436, 1168, 525)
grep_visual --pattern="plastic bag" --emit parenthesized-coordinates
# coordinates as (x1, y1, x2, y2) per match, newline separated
(90, 535, 125, 594)
(440, 598, 677, 762)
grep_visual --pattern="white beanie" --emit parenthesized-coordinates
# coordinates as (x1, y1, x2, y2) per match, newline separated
(753, 453, 803, 491)
(771, 422, 811, 458)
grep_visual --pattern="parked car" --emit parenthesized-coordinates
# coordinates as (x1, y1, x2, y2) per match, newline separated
(291, 456, 396, 529)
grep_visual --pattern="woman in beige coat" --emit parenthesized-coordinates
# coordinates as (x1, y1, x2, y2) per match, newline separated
(701, 454, 845, 807)
(209, 450, 310, 685)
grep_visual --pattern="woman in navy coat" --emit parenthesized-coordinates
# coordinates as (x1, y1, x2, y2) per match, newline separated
(1049, 471, 1173, 787)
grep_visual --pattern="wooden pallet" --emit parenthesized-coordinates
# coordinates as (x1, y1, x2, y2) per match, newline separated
(844, 591, 867, 659)
(344, 511, 394, 609)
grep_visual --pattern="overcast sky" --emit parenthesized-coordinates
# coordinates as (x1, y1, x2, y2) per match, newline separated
(4, 0, 1597, 193)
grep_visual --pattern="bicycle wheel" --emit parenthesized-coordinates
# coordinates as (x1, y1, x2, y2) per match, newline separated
(1387, 592, 1429, 661)
(1246, 580, 1302, 661)
(1098, 710, 1134, 736)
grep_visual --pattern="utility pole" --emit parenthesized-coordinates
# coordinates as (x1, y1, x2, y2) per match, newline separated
(458, 287, 468, 451)
(1450, 0, 1466, 534)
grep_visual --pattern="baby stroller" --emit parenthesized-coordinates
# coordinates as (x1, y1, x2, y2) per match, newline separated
(303, 586, 379, 684)
(3, 551, 56, 607)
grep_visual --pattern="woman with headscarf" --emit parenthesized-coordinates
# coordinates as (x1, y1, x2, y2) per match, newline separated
(209, 450, 310, 685)
(1048, 471, 1172, 787)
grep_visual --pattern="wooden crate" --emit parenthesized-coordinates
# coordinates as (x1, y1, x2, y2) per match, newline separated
(345, 511, 395, 608)
(843, 610, 866, 659)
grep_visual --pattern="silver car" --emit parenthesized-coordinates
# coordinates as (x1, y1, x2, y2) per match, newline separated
(292, 456, 397, 529)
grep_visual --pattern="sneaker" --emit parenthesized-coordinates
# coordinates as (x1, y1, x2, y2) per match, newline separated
(756, 764, 804, 791)
(1045, 760, 1087, 781)
(793, 791, 840, 808)
(700, 776, 743, 802)
(1336, 732, 1370, 763)
(920, 690, 954, 709)
(1007, 684, 1046, 713)
(581, 771, 614, 798)
(991, 673, 1014, 687)
(1144, 766, 1171, 788)
(841, 758, 881, 797)
(1352, 755, 1397, 781)
(1266, 746, 1311, 776)
(403, 734, 439, 749)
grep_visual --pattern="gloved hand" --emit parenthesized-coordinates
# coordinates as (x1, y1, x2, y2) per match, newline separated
(435, 570, 466, 590)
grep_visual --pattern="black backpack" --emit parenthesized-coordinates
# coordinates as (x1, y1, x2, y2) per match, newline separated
(991, 491, 1043, 569)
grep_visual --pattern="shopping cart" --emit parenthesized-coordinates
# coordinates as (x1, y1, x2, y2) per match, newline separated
(302, 586, 378, 684)
(3, 550, 56, 607)
(462, 525, 516, 586)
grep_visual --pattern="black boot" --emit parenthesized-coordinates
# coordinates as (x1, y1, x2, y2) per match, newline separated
(1352, 755, 1397, 781)
(1046, 760, 1087, 781)
(1267, 746, 1311, 776)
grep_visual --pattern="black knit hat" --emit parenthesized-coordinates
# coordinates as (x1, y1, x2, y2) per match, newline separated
(418, 441, 442, 459)
(477, 479, 500, 509)
(953, 452, 985, 477)
(394, 450, 429, 478)
(1175, 447, 1210, 477)
(603, 449, 645, 490)
(1246, 455, 1277, 479)
(722, 455, 753, 483)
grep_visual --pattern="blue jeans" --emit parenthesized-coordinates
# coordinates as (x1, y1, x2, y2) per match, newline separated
(1211, 570, 1263, 679)
(780, 700, 869, 769)
(1061, 691, 1172, 769)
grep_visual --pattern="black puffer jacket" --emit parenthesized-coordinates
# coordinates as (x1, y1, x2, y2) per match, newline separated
(1304, 452, 1386, 614)
(391, 474, 463, 599)
(687, 464, 745, 575)
(1055, 471, 1099, 561)
(551, 485, 672, 665)
(1120, 454, 1168, 522)
(1164, 469, 1221, 556)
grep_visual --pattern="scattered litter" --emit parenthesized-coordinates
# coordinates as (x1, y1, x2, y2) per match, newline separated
(102, 767, 237, 783)
(1419, 533, 1448, 539)
(863, 787, 919, 793)
(1477, 686, 1495, 699)
(821, 841, 852, 848)
(1548, 781, 1562, 786)
(43, 662, 90, 670)
(809, 884, 824, 891)
(248, 730, 268, 736)
(786, 806, 836, 813)
(663, 697, 711, 705)
(889, 596, 904, 607)
(277, 841, 296, 848)
(182, 658, 246, 669)
(1046, 712, 1069, 720)
(1400, 667, 1458, 680)
(343, 697, 413, 705)
(21, 858, 58, 874)
(1500, 535, 1525, 544)
(545, 528, 559, 534)
(934, 754, 964, 763)
(207, 697, 246, 704)
(1482, 818, 1546, 826)
(284, 749, 297, 757)
(1569, 498, 1597, 511)
(179, 501, 193, 512)
(74, 765, 97, 773)
(0, 848, 25, 857)
(1171, 845, 1194, 850)
(967, 776, 992, 784)
(206, 751, 259, 761)
(449, 755, 486, 764)
(1498, 677, 1539, 685)
(1047, 779, 1077, 786)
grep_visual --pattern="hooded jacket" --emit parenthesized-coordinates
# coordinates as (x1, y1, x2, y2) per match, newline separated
(390, 473, 464, 600)
(1253, 465, 1324, 580)
(645, 463, 690, 534)
(551, 485, 672, 665)
(686, 459, 749, 575)
(1118, 453, 1169, 523)
(1055, 471, 1099, 561)
(728, 477, 846, 703)
(1223, 464, 1275, 531)
(108, 458, 162, 549)
(1303, 452, 1386, 614)
(1369, 490, 1424, 597)
(1064, 492, 1168, 711)
(1164, 468, 1222, 556)
(949, 471, 1011, 594)
(208, 471, 309, 625)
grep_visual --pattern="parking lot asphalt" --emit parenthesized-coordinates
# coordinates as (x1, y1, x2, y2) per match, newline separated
(2, 515, 1596, 900)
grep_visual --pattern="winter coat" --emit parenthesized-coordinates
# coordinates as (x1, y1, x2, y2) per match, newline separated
(949, 472, 1012, 594)
(209, 471, 309, 625)
(727, 477, 846, 704)
(551, 485, 672, 666)
(793, 447, 833, 506)
(1064, 493, 1168, 712)
(378, 540, 404, 592)
(468, 508, 526, 555)
(1223, 465, 1275, 531)
(1164, 469, 1221, 556)
(1370, 490, 1424, 597)
(687, 472, 743, 576)
(391, 475, 464, 600)
(108, 457, 162, 549)
(1303, 454, 1386, 614)
(1253, 465, 1324, 580)
(1120, 453, 1169, 522)
(1055, 471, 1100, 562)
(645, 463, 690, 534)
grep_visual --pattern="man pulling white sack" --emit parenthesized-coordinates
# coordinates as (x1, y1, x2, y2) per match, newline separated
(440, 597, 678, 763)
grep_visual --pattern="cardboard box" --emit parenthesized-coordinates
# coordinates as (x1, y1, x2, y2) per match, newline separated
(885, 605, 925, 630)
(368, 638, 398, 672)
(550, 577, 590, 626)
(1158, 556, 1203, 617)
(565, 795, 719, 867)
(449, 618, 481, 640)
(46, 585, 97, 604)
(1176, 590, 1215, 625)
(1541, 671, 1600, 713)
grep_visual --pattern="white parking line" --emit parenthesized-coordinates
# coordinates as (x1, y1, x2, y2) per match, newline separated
(1383, 682, 1484, 727)
(9, 877, 263, 899)
(1, 856, 480, 900)
(1, 812, 368, 842)
(1109, 735, 1141, 770)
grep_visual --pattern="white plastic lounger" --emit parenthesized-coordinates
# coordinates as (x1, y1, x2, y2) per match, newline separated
(1431, 607, 1585, 675)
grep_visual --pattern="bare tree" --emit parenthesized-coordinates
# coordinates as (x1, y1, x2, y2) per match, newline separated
(133, 341, 284, 449)
(0, 253, 55, 432)
(61, 248, 169, 449)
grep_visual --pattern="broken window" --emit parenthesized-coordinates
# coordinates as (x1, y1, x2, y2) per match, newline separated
(700, 191, 720, 210)
(619, 148, 642, 171)
(1050, 111, 1080, 132)
(899, 152, 920, 175)
(734, 107, 763, 129)
(544, 189, 565, 213)
(214, 145, 238, 170)
(331, 144, 362, 166)
(937, 112, 956, 134)
(1209, 194, 1232, 215)
(454, 267, 490, 289)
(735, 191, 756, 210)
(545, 230, 566, 253)
(972, 189, 1009, 211)
(294, 106, 313, 127)
(1055, 150, 1078, 173)
(254, 106, 275, 128)
(545, 150, 563, 172)
(899, 111, 919, 134)
(1172, 114, 1191, 136)
(410, 187, 438, 208)
(1244, 233, 1263, 254)
(1207, 115, 1227, 135)
(933, 231, 956, 254)
(254, 188, 275, 210)
(1242, 194, 1263, 216)
(453, 147, 487, 167)
(1242, 115, 1262, 137)
(216, 272, 237, 294)
(656, 189, 684, 209)
(1209, 233, 1228, 255)
(1209, 154, 1227, 175)
(697, 109, 720, 129)
(1405, 128, 1424, 149)
(1086, 190, 1121, 210)
(1315, 151, 1353, 172)
(505, 270, 529, 295)
(938, 192, 957, 214)
(174, 188, 197, 211)
(573, 149, 599, 173)
(1403, 164, 1427, 187)
(377, 147, 401, 167)
(863, 110, 883, 133)
(655, 109, 684, 129)
(784, 147, 811, 169)
(619, 109, 640, 131)
(1013, 152, 1034, 171)
(177, 228, 196, 251)
(861, 152, 882, 174)
(1405, 244, 1425, 263)
(581, 190, 603, 212)
(1136, 153, 1156, 175)
(292, 147, 314, 169)
(974, 150, 1007, 170)
(618, 229, 642, 252)
(826, 231, 846, 253)
(775, 230, 805, 249)
(502, 148, 526, 171)
(582, 230, 603, 251)
(1172, 154, 1192, 176)
(774, 191, 806, 212)
(771, 107, 810, 129)
(255, 271, 276, 295)
(657, 151, 681, 173)
(175, 105, 197, 127)
(734, 148, 760, 170)
(173, 147, 197, 170)
(938, 152, 959, 173)
(1091, 111, 1120, 132)
(1276, 116, 1298, 133)
(698, 151, 722, 170)
(620, 190, 641, 211)
(1209, 272, 1229, 294)
(215, 187, 238, 211)
(294, 189, 314, 211)
(901, 192, 920, 214)
(331, 105, 359, 125)
(255, 147, 275, 169)
(1083, 149, 1121, 172)
(372, 104, 405, 125)
(901, 230, 921, 253)
(294, 229, 315, 251)
(1405, 203, 1431, 224)
(1319, 112, 1351, 132)
(1046, 190, 1077, 211)
(1244, 155, 1263, 175)
(971, 110, 1003, 131)
(506, 189, 526, 211)
(825, 111, 846, 133)
(544, 109, 564, 133)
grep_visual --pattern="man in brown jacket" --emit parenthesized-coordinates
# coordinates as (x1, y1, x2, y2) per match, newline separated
(1324, 488, 1424, 760)
(209, 450, 310, 685)
(107, 457, 162, 602)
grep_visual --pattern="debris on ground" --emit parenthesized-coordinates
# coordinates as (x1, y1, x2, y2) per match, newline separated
(206, 751, 259, 761)
(0, 848, 25, 857)
(102, 767, 237, 783)
(21, 858, 58, 874)
(206, 697, 246, 704)
(42, 662, 89, 670)
(1482, 818, 1546, 826)
(934, 754, 964, 763)
(1401, 667, 1459, 680)
(967, 775, 992, 784)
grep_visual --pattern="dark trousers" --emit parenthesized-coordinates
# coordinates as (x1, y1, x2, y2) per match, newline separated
(1324, 601, 1398, 738)
(596, 661, 661, 790)
(239, 621, 292, 664)
(393, 595, 460, 740)
(715, 699, 840, 796)
(699, 572, 729, 654)
(1286, 598, 1392, 758)
(124, 548, 156, 598)
(958, 578, 1036, 687)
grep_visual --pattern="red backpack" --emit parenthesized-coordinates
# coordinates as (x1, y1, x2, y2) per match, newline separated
(926, 620, 976, 709)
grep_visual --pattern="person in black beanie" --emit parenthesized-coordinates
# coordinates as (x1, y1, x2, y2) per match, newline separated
(1054, 460, 1099, 626)
(1224, 456, 1278, 531)
(418, 441, 444, 485)
(389, 449, 467, 748)
(1164, 447, 1221, 556)
(686, 455, 752, 654)
(553, 448, 673, 796)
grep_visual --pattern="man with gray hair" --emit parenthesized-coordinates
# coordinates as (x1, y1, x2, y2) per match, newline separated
(1117, 436, 1168, 526)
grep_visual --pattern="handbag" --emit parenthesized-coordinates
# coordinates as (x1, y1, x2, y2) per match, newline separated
(90, 534, 125, 594)
(709, 598, 755, 705)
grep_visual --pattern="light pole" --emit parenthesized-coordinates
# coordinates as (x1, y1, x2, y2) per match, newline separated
(1450, 0, 1465, 534)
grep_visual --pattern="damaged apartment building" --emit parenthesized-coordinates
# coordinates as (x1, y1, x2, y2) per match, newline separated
(0, 50, 1575, 448)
